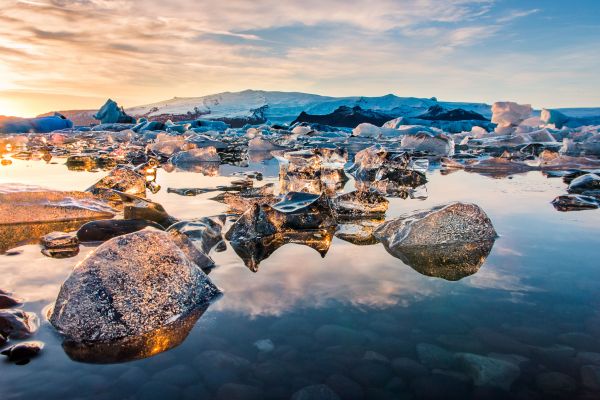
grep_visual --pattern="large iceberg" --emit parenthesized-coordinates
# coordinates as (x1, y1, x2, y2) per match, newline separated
(0, 114, 73, 133)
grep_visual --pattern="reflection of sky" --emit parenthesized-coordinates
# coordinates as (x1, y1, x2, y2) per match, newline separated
(2, 159, 599, 320)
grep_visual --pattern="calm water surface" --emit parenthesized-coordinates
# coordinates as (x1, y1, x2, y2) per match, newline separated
(1, 156, 599, 400)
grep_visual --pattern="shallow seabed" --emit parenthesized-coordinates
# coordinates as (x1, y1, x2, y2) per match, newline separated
(1, 157, 600, 400)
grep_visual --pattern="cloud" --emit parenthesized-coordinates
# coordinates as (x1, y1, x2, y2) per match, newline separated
(0, 0, 597, 115)
(497, 8, 540, 23)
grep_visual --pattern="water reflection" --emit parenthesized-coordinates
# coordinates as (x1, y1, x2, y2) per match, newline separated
(163, 161, 220, 175)
(380, 240, 496, 281)
(62, 307, 208, 364)
(0, 220, 86, 254)
(229, 228, 334, 272)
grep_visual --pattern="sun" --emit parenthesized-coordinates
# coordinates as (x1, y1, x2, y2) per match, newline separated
(0, 98, 29, 118)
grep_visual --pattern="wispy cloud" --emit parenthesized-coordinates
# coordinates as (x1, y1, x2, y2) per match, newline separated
(497, 8, 540, 23)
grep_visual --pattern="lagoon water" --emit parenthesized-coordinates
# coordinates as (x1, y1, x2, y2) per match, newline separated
(1, 156, 600, 400)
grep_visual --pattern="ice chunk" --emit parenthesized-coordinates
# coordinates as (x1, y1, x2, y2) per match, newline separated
(400, 133, 455, 157)
(93, 99, 136, 124)
(352, 123, 382, 138)
(491, 102, 532, 132)
(87, 165, 147, 198)
(374, 203, 497, 281)
(248, 137, 285, 151)
(169, 147, 221, 164)
(540, 109, 569, 128)
(49, 230, 221, 343)
(332, 190, 389, 217)
(0, 184, 115, 225)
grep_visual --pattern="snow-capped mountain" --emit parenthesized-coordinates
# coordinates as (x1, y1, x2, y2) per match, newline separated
(125, 89, 493, 124)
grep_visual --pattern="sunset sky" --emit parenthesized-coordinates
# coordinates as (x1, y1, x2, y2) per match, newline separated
(1, 0, 599, 117)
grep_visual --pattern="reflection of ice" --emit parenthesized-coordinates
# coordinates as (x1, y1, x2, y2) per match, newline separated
(380, 241, 495, 281)
(62, 307, 208, 364)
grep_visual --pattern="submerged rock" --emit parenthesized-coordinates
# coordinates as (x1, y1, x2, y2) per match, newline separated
(77, 219, 164, 242)
(291, 384, 341, 400)
(375, 203, 497, 280)
(1, 341, 44, 365)
(0, 309, 39, 339)
(456, 353, 520, 390)
(386, 240, 495, 280)
(49, 230, 221, 342)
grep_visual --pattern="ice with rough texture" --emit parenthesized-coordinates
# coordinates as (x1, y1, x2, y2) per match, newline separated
(49, 230, 221, 342)
(0, 114, 72, 134)
(540, 108, 569, 128)
(374, 203, 496, 280)
(400, 132, 455, 156)
(93, 99, 136, 124)
(87, 166, 146, 197)
(0, 184, 115, 225)
(491, 102, 532, 132)
(375, 203, 497, 247)
(169, 147, 221, 164)
(332, 190, 389, 217)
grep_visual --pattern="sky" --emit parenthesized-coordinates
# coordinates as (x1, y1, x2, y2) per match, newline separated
(0, 0, 599, 117)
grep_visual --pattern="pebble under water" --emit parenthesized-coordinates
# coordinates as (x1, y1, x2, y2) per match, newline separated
(1, 157, 600, 400)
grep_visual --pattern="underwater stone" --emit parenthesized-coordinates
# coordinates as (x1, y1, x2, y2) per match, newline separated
(49, 230, 220, 342)
(456, 353, 520, 390)
(291, 384, 341, 400)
